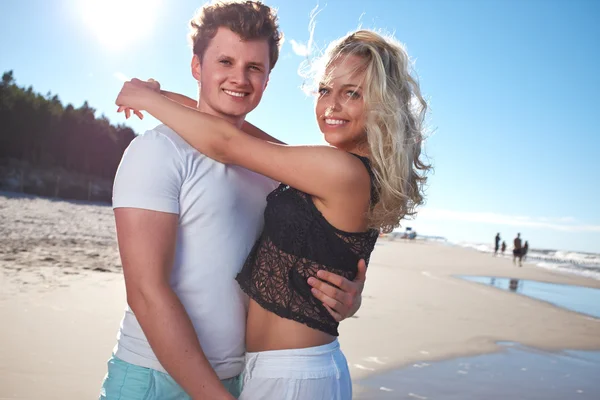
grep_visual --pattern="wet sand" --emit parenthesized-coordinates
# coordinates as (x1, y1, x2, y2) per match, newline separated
(1, 193, 599, 399)
(354, 343, 600, 399)
(461, 276, 600, 319)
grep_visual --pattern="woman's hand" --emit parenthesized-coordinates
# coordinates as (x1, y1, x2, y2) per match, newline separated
(116, 78, 161, 120)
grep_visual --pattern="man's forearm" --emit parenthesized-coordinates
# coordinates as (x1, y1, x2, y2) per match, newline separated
(131, 285, 233, 399)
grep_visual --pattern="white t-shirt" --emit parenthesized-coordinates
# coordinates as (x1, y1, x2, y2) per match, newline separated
(112, 124, 277, 379)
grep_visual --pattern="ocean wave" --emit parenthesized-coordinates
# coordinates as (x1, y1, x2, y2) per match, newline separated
(535, 262, 600, 281)
(453, 241, 600, 281)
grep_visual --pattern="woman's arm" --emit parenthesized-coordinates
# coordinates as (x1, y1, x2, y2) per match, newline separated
(241, 120, 286, 145)
(116, 80, 369, 202)
(160, 90, 198, 109)
(160, 89, 285, 144)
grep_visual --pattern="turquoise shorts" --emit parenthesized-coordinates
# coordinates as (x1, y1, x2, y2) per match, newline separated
(99, 355, 242, 399)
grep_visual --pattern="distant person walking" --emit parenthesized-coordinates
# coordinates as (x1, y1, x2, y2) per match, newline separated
(513, 233, 523, 267)
(501, 241, 506, 255)
(494, 233, 501, 256)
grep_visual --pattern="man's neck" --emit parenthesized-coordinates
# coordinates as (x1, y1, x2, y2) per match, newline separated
(197, 100, 245, 129)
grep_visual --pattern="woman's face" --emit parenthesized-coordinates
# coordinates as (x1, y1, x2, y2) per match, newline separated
(315, 54, 368, 151)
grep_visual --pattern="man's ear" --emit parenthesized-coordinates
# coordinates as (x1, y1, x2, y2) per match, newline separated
(191, 54, 202, 82)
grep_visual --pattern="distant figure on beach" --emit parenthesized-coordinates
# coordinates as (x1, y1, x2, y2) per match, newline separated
(501, 241, 507, 255)
(513, 233, 523, 267)
(522, 241, 529, 261)
(494, 233, 501, 256)
(100, 3, 368, 400)
(111, 4, 430, 400)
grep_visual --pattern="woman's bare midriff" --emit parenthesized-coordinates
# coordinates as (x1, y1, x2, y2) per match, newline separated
(245, 299, 335, 352)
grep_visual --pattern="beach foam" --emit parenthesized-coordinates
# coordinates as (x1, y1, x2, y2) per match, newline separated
(453, 241, 600, 280)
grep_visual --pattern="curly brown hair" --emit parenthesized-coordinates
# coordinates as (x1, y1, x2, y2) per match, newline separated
(189, 1, 283, 71)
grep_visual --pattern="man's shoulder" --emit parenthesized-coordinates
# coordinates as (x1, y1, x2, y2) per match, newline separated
(135, 124, 185, 150)
(138, 124, 210, 158)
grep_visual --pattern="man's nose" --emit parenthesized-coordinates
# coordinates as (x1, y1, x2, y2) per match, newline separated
(230, 66, 250, 86)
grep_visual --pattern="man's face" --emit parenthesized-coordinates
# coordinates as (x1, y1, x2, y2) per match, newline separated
(193, 27, 270, 126)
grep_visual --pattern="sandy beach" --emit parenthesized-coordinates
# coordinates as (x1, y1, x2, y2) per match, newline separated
(1, 192, 599, 399)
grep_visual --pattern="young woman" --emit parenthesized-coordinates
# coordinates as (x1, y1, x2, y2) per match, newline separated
(116, 29, 430, 400)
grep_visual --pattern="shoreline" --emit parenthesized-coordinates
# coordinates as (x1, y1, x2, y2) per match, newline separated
(354, 342, 600, 399)
(2, 241, 599, 399)
(1, 193, 599, 398)
(340, 240, 600, 383)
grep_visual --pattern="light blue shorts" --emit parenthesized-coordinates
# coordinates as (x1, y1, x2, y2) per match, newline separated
(99, 355, 242, 399)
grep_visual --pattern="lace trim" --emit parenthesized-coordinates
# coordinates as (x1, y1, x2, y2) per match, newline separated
(236, 273, 339, 336)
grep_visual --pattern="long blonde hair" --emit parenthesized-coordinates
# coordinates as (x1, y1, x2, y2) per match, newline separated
(315, 30, 431, 232)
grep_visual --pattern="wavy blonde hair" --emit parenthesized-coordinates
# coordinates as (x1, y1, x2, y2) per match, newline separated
(314, 30, 431, 232)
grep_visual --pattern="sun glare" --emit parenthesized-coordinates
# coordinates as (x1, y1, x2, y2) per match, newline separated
(81, 0, 160, 50)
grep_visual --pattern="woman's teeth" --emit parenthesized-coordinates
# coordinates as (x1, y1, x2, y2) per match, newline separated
(325, 118, 347, 125)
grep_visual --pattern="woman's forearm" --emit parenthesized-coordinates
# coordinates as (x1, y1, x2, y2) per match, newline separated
(146, 94, 237, 163)
(160, 90, 198, 109)
(157, 89, 285, 145)
(241, 121, 286, 145)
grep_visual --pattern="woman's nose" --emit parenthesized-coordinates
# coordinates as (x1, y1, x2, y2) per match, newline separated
(324, 98, 341, 115)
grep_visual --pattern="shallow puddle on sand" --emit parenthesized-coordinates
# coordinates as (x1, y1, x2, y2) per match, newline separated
(459, 275, 600, 319)
(354, 343, 600, 399)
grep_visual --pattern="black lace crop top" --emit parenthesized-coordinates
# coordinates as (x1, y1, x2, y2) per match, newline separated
(235, 154, 379, 336)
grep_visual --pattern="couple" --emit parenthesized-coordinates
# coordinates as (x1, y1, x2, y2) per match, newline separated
(101, 1, 429, 399)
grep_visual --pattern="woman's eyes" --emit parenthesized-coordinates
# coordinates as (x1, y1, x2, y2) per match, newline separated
(318, 87, 360, 99)
(346, 90, 361, 99)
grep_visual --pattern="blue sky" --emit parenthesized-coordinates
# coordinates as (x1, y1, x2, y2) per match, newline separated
(2, 0, 599, 253)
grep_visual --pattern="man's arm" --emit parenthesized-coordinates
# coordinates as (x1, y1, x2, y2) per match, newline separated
(308, 259, 367, 321)
(112, 132, 233, 400)
(115, 208, 234, 400)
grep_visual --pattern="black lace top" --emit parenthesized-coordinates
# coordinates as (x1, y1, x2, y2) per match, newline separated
(235, 155, 379, 336)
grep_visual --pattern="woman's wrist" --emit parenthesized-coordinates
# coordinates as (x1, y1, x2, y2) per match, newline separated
(145, 90, 166, 112)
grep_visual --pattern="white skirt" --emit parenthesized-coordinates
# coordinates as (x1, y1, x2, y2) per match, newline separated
(239, 339, 352, 400)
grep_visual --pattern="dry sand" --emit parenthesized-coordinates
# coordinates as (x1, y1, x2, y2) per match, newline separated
(1, 193, 599, 399)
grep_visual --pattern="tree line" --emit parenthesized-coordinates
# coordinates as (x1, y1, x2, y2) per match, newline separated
(0, 70, 135, 179)
(0, 70, 136, 200)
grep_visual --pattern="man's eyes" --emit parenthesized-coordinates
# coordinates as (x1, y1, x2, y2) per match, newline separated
(219, 60, 262, 72)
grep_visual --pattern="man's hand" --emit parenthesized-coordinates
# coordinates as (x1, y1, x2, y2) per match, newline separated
(308, 259, 367, 321)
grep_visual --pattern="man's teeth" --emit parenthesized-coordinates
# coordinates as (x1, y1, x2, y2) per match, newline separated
(325, 119, 347, 125)
(223, 89, 247, 98)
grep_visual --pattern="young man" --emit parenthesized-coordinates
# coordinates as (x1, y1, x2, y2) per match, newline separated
(494, 233, 501, 256)
(513, 232, 523, 267)
(100, 2, 366, 399)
